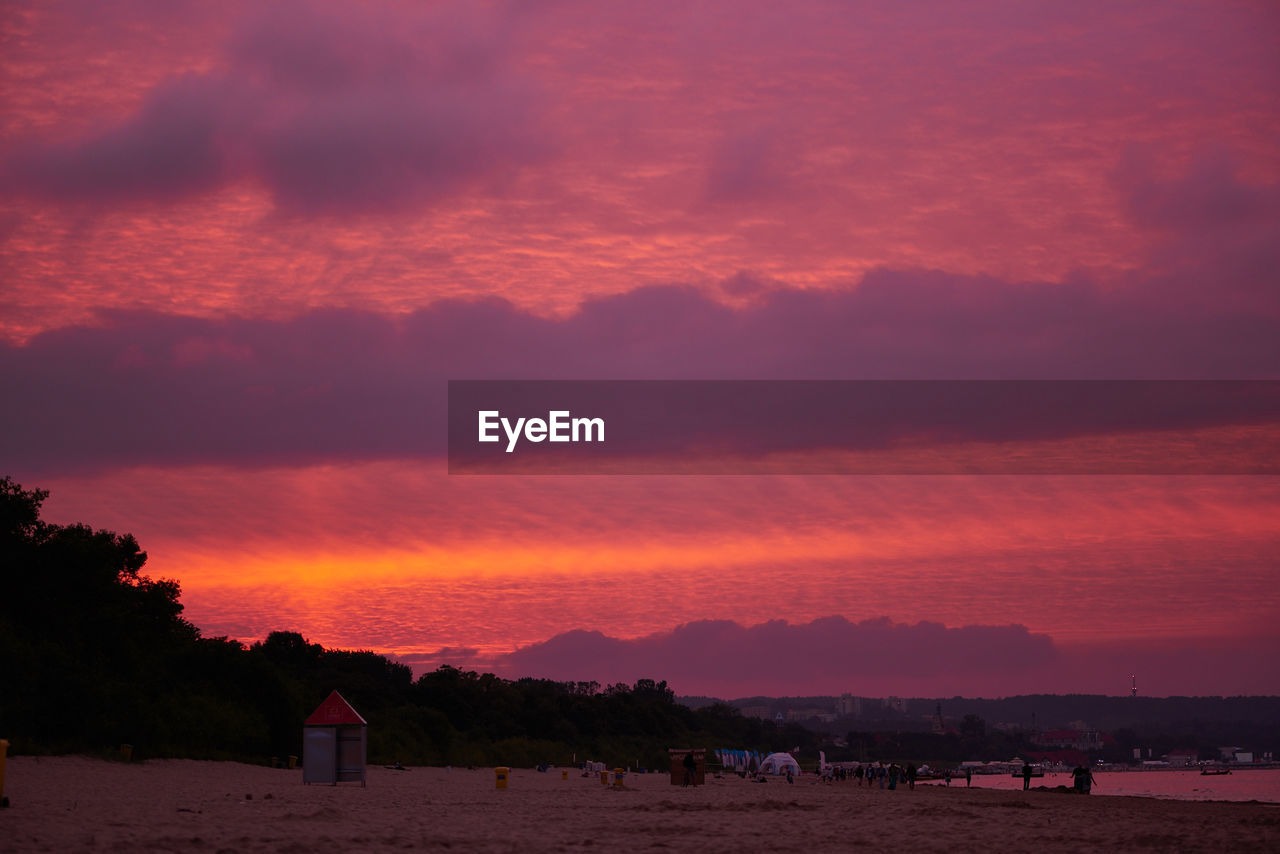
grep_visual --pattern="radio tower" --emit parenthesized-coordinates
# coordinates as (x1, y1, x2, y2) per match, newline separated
(1130, 675, 1137, 698)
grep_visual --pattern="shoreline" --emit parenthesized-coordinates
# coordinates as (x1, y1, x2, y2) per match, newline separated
(4, 757, 1278, 853)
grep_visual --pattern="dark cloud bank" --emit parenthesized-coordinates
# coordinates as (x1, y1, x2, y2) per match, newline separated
(394, 616, 1280, 697)
(1, 2, 548, 215)
(3, 260, 1278, 474)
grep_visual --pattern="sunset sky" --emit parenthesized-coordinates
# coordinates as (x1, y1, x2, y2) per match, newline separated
(3, 1, 1278, 698)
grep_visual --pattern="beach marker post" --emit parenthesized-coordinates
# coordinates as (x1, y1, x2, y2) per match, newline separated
(0, 738, 8, 807)
(495, 766, 509, 789)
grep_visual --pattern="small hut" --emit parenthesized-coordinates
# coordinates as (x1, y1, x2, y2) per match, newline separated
(302, 690, 367, 787)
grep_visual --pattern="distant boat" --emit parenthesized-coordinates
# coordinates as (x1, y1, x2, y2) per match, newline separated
(1200, 768, 1231, 776)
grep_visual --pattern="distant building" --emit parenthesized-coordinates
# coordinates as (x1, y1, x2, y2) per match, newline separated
(739, 705, 772, 720)
(837, 694, 861, 717)
(883, 696, 906, 714)
(1166, 750, 1197, 767)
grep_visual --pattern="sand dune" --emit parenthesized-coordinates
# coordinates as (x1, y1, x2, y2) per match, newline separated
(4, 756, 1278, 853)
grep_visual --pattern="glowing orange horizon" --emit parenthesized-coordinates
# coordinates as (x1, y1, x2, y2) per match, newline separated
(28, 461, 1279, 663)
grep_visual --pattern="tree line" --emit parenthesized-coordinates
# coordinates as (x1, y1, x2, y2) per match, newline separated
(0, 476, 818, 768)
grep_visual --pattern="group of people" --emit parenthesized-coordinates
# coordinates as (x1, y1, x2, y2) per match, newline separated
(843, 762, 918, 790)
(1071, 765, 1096, 794)
(736, 759, 1096, 794)
(939, 766, 974, 787)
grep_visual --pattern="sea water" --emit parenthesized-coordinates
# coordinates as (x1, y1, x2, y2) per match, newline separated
(921, 768, 1280, 803)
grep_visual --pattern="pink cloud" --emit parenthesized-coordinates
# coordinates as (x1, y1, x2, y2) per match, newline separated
(3, 243, 1278, 474)
(23, 460, 1279, 695)
(2, 2, 550, 214)
(4, 1, 1278, 700)
(3, 2, 1276, 344)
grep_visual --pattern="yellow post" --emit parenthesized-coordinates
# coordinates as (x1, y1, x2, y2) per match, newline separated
(120, 744, 132, 762)
(561, 768, 568, 781)
(495, 766, 509, 789)
(288, 755, 297, 769)
(599, 770, 608, 786)
(0, 739, 9, 807)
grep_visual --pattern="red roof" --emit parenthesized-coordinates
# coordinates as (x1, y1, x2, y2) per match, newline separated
(304, 690, 367, 726)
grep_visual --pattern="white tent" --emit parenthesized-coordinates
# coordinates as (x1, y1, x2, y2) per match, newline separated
(758, 752, 800, 775)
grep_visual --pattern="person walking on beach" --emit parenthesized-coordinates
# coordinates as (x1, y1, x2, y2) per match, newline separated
(887, 764, 899, 790)
(877, 764, 886, 789)
(1022, 762, 1033, 791)
(943, 768, 952, 787)
(906, 763, 917, 791)
(855, 764, 864, 786)
(965, 767, 972, 788)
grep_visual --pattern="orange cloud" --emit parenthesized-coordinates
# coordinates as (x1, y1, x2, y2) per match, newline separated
(28, 463, 1280, 679)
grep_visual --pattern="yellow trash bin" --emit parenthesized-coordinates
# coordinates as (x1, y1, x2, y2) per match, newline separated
(613, 768, 625, 787)
(0, 739, 9, 807)
(495, 766, 510, 789)
(288, 755, 297, 769)
(120, 744, 133, 761)
(561, 768, 568, 781)
(599, 770, 608, 786)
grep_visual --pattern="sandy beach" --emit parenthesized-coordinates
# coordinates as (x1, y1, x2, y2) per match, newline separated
(4, 757, 1278, 853)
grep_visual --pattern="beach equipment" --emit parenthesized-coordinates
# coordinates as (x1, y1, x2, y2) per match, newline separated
(302, 690, 368, 787)
(715, 748, 762, 773)
(495, 766, 509, 789)
(758, 752, 801, 776)
(668, 748, 705, 786)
